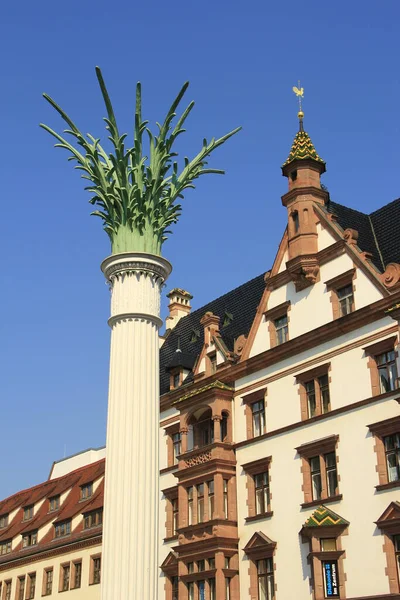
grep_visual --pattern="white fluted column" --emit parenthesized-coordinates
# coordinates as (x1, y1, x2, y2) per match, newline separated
(100, 252, 172, 600)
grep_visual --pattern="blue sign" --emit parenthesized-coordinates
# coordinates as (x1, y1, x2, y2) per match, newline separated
(323, 561, 339, 597)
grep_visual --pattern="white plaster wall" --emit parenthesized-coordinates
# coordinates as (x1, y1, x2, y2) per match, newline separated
(50, 448, 106, 479)
(317, 222, 336, 251)
(355, 266, 383, 307)
(236, 397, 400, 599)
(0, 544, 102, 599)
(236, 319, 395, 438)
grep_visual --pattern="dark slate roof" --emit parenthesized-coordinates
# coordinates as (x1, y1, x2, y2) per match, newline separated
(326, 198, 400, 271)
(159, 273, 266, 395)
(165, 351, 197, 371)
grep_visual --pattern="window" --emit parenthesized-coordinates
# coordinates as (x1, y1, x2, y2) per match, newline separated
(225, 577, 231, 600)
(43, 569, 53, 596)
(257, 558, 274, 600)
(173, 372, 180, 388)
(49, 495, 60, 512)
(197, 484, 204, 523)
(325, 269, 356, 320)
(221, 413, 228, 441)
(368, 416, 400, 489)
(188, 486, 194, 526)
(22, 530, 38, 548)
(55, 519, 71, 538)
(17, 577, 25, 600)
(296, 436, 340, 506)
(23, 505, 33, 521)
(292, 210, 300, 233)
(252, 400, 266, 437)
(223, 479, 228, 519)
(255, 472, 270, 515)
(274, 314, 289, 345)
(384, 434, 400, 482)
(172, 498, 179, 535)
(337, 284, 354, 316)
(296, 364, 331, 421)
(209, 578, 216, 600)
(80, 482, 93, 500)
(84, 509, 103, 529)
(209, 557, 215, 570)
(209, 353, 217, 374)
(208, 479, 215, 520)
(187, 562, 194, 574)
(4, 581, 11, 600)
(188, 582, 194, 600)
(321, 538, 337, 551)
(60, 564, 70, 592)
(27, 573, 36, 599)
(0, 513, 8, 528)
(377, 351, 398, 393)
(72, 561, 82, 589)
(92, 556, 101, 584)
(197, 559, 205, 572)
(0, 540, 11, 555)
(172, 432, 181, 465)
(171, 575, 179, 600)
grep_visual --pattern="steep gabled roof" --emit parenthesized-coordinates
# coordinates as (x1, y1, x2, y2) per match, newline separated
(160, 273, 266, 395)
(327, 198, 400, 271)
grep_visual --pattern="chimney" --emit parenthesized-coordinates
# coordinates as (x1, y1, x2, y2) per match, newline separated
(200, 311, 220, 346)
(166, 288, 193, 330)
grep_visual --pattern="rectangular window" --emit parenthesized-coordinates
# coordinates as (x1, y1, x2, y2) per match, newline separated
(0, 513, 8, 528)
(172, 498, 179, 535)
(44, 569, 53, 596)
(80, 482, 93, 500)
(92, 556, 101, 584)
(84, 509, 103, 529)
(225, 577, 231, 600)
(208, 479, 214, 520)
(326, 452, 338, 497)
(319, 374, 331, 414)
(209, 353, 217, 374)
(337, 284, 354, 316)
(61, 564, 70, 592)
(209, 578, 216, 600)
(274, 314, 289, 345)
(257, 558, 274, 600)
(223, 479, 228, 519)
(187, 562, 194, 574)
(18, 577, 25, 600)
(23, 505, 33, 521)
(171, 576, 179, 600)
(306, 380, 317, 418)
(22, 530, 38, 548)
(208, 557, 216, 570)
(173, 372, 180, 388)
(197, 559, 205, 572)
(254, 471, 270, 515)
(394, 535, 400, 582)
(49, 495, 60, 512)
(302, 373, 331, 419)
(27, 573, 36, 599)
(0, 540, 11, 555)
(321, 538, 337, 552)
(252, 400, 266, 437)
(197, 484, 204, 523)
(55, 519, 71, 538)
(4, 581, 11, 600)
(73, 561, 82, 589)
(384, 433, 400, 482)
(377, 351, 398, 393)
(310, 456, 322, 500)
(188, 486, 194, 526)
(310, 452, 338, 501)
(188, 582, 194, 600)
(172, 432, 181, 464)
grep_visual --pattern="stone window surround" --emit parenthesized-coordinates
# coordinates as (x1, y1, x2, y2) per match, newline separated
(42, 568, 53, 596)
(89, 553, 101, 586)
(163, 485, 179, 541)
(242, 388, 267, 441)
(325, 268, 356, 320)
(264, 301, 291, 349)
(59, 562, 70, 592)
(296, 435, 342, 508)
(364, 336, 398, 398)
(376, 502, 400, 595)
(368, 414, 400, 491)
(301, 522, 348, 600)
(242, 456, 273, 522)
(243, 533, 277, 600)
(165, 422, 181, 467)
(71, 560, 82, 590)
(295, 362, 331, 421)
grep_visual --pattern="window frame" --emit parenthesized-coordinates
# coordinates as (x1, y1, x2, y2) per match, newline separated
(163, 486, 179, 540)
(296, 435, 341, 508)
(90, 554, 102, 585)
(251, 399, 266, 438)
(296, 363, 331, 421)
(264, 301, 291, 349)
(242, 457, 273, 521)
(27, 572, 36, 600)
(80, 482, 93, 501)
(325, 269, 356, 320)
(72, 560, 82, 590)
(42, 568, 53, 596)
(22, 530, 38, 548)
(368, 415, 400, 490)
(364, 336, 398, 397)
(54, 519, 71, 538)
(59, 563, 70, 592)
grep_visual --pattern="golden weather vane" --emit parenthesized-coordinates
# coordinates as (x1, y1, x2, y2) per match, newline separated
(292, 81, 304, 129)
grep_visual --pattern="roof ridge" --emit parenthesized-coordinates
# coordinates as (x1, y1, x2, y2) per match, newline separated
(367, 214, 385, 271)
(369, 197, 400, 217)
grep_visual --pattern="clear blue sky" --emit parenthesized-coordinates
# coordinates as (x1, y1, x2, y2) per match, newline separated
(1, 0, 399, 498)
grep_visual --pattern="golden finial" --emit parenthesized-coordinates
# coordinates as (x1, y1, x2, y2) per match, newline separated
(292, 81, 304, 130)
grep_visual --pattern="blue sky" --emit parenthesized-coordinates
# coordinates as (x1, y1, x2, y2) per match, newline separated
(0, 0, 399, 497)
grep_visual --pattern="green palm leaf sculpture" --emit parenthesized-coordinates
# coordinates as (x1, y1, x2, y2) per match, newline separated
(40, 67, 241, 255)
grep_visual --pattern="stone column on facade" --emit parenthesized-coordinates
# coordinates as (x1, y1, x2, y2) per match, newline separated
(215, 551, 226, 599)
(212, 415, 222, 442)
(100, 252, 172, 600)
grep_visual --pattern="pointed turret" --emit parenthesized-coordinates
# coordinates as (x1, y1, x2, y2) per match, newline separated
(281, 93, 329, 290)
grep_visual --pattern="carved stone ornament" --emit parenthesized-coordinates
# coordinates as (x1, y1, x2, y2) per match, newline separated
(343, 228, 359, 245)
(381, 263, 400, 289)
(185, 450, 212, 468)
(234, 334, 247, 355)
(287, 256, 320, 291)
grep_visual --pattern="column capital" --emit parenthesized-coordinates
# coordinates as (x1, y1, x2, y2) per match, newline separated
(101, 251, 172, 283)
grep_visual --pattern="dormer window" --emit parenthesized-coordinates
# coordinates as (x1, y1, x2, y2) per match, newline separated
(49, 495, 60, 512)
(0, 513, 8, 529)
(80, 482, 93, 501)
(223, 311, 233, 327)
(54, 520, 71, 538)
(209, 353, 217, 374)
(83, 509, 103, 530)
(190, 329, 200, 343)
(22, 530, 37, 548)
(23, 505, 33, 521)
(173, 372, 180, 388)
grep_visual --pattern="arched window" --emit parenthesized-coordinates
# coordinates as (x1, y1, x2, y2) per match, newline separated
(188, 408, 214, 450)
(221, 411, 229, 442)
(292, 210, 299, 234)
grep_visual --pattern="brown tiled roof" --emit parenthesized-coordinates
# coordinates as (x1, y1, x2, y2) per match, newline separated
(0, 459, 105, 565)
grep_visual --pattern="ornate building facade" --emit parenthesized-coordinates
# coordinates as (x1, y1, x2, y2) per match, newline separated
(2, 120, 400, 599)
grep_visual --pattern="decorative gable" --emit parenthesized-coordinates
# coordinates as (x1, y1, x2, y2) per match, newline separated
(160, 550, 178, 575)
(376, 501, 400, 533)
(301, 505, 349, 539)
(243, 531, 276, 559)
